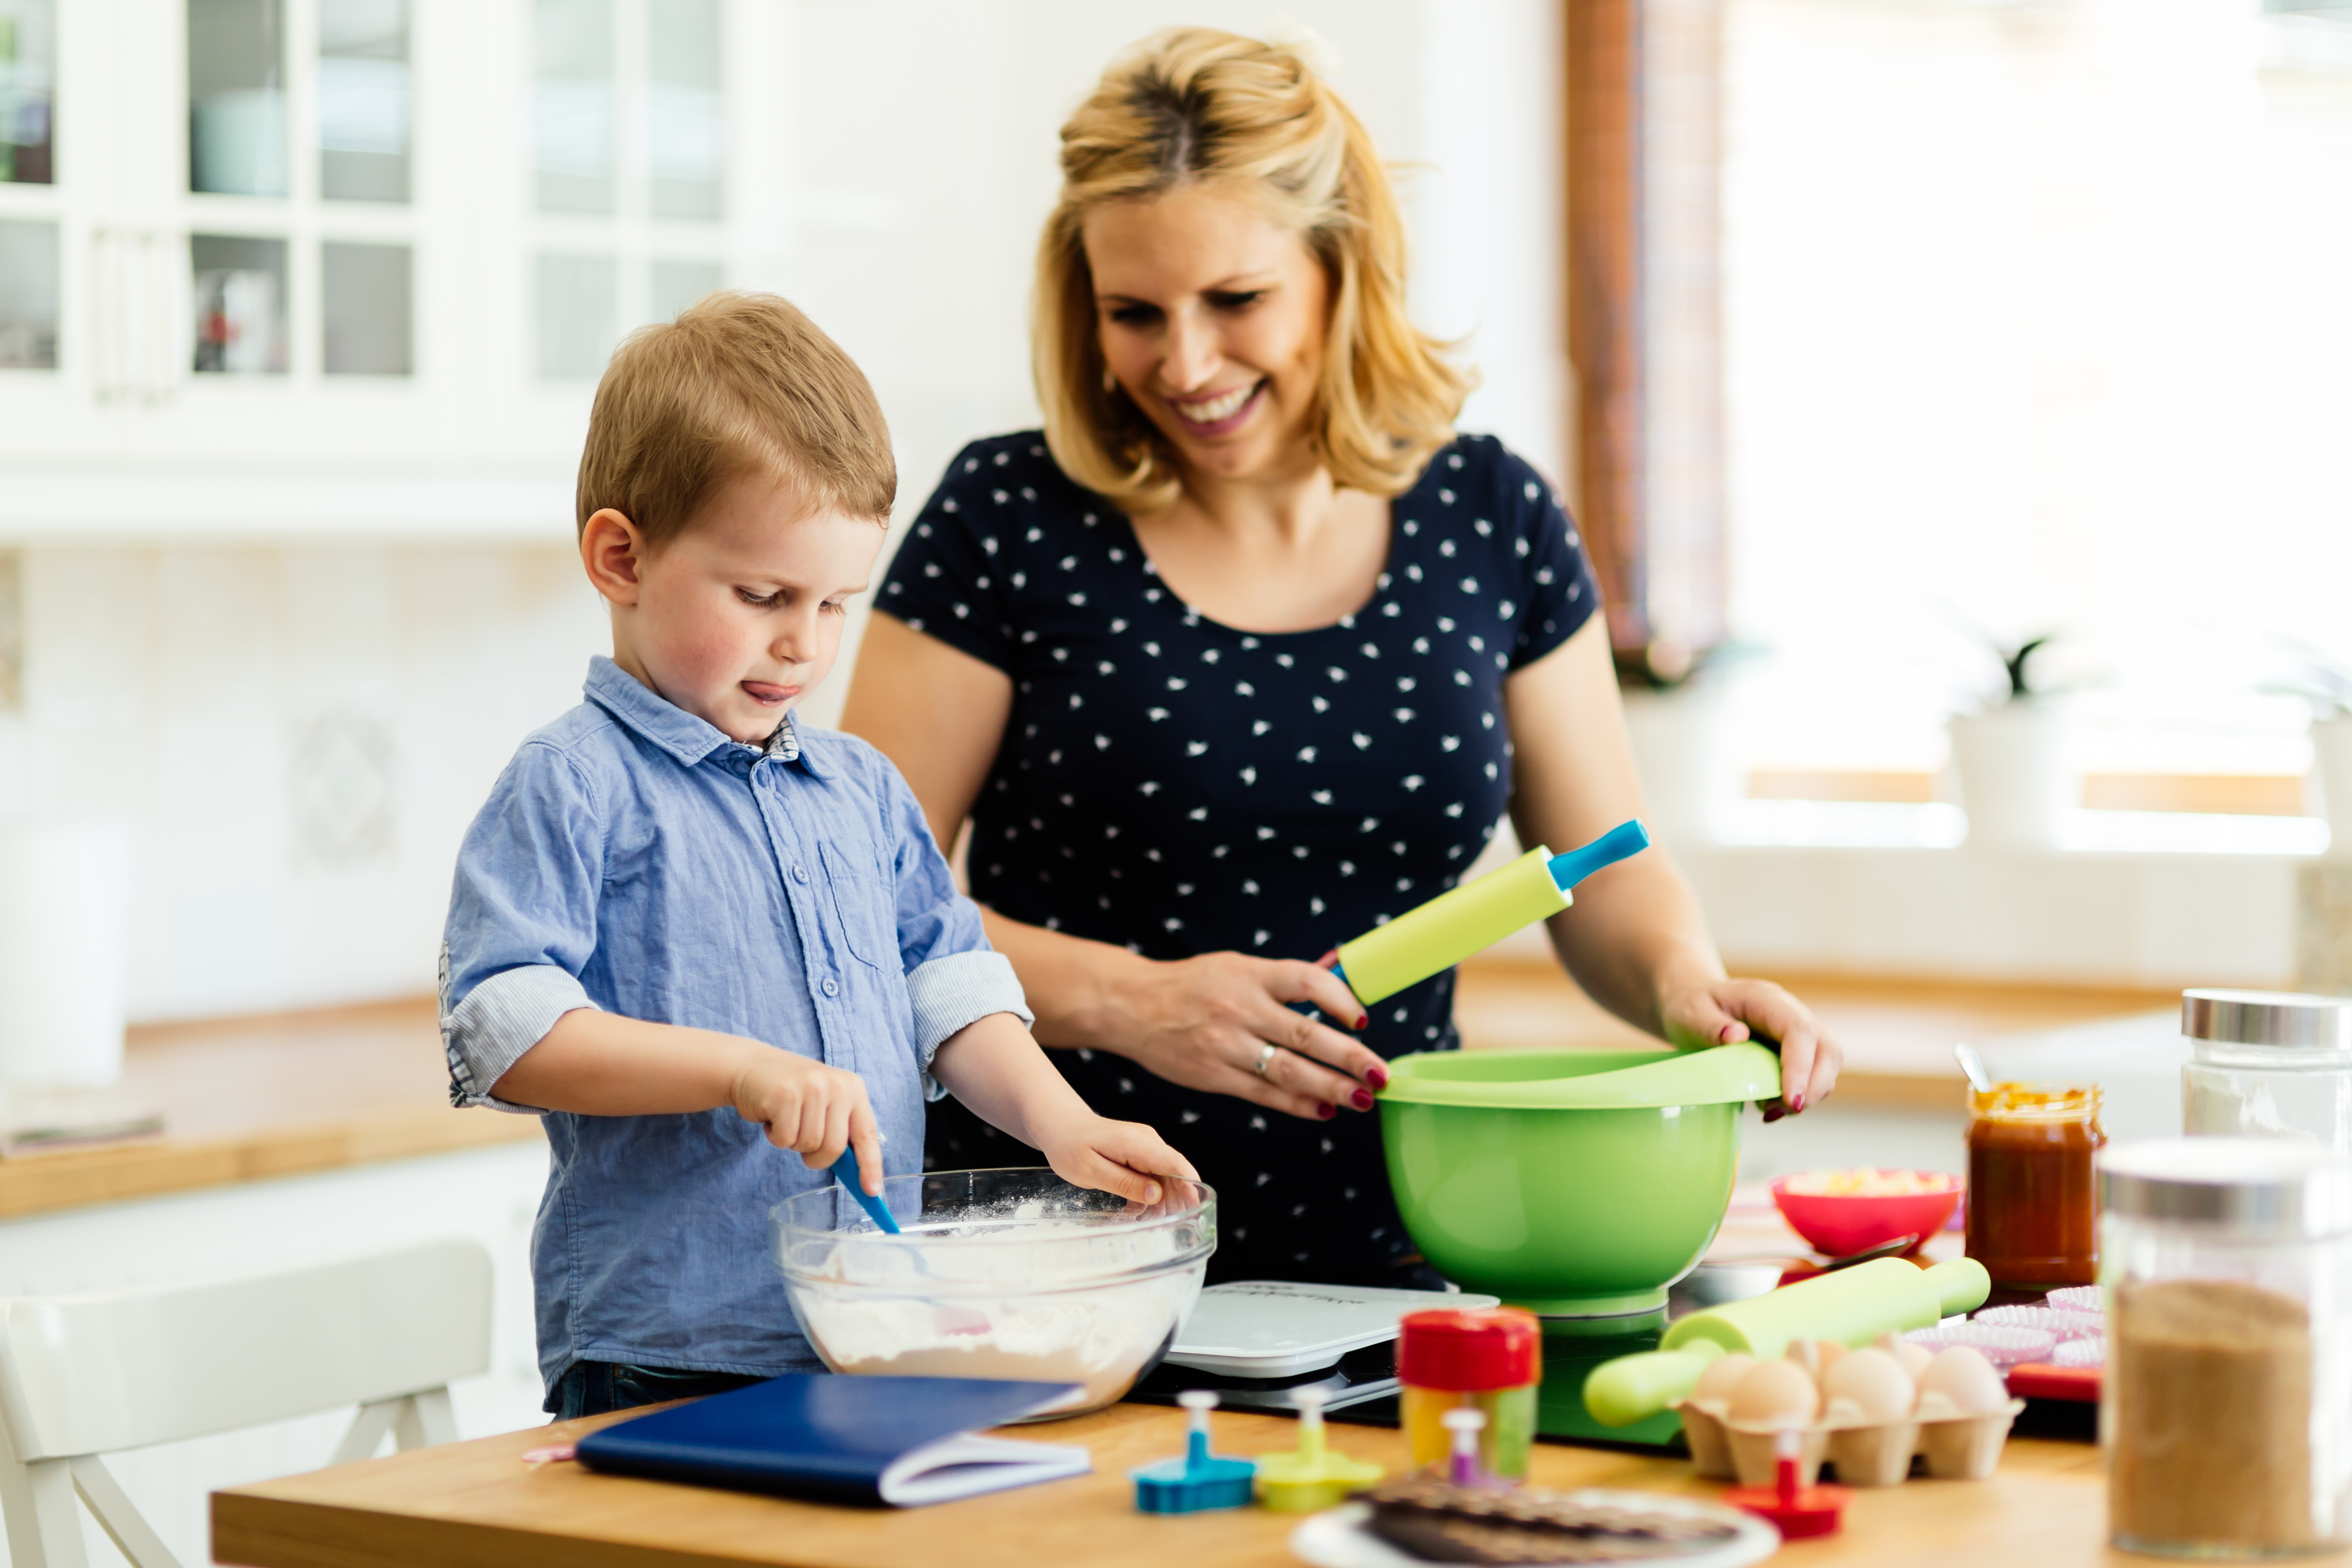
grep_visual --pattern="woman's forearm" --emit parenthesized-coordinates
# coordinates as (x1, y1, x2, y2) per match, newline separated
(979, 906, 1159, 1052)
(1542, 856, 1727, 1043)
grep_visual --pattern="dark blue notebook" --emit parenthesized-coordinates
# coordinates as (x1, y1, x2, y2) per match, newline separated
(574, 1374, 1090, 1507)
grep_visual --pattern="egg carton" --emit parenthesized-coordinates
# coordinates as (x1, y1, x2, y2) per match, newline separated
(1676, 1399, 2023, 1488)
(1671, 1338, 2024, 1490)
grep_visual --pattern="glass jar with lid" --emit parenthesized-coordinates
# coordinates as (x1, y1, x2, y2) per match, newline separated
(2182, 990, 2352, 1150)
(2101, 1137, 2352, 1557)
(1966, 1083, 2105, 1288)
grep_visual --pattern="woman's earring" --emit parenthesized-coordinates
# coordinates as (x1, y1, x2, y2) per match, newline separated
(1101, 364, 1120, 396)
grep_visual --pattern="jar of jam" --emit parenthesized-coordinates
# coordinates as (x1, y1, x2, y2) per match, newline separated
(1965, 1082, 2105, 1288)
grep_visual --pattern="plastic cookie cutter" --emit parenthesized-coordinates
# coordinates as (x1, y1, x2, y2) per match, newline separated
(1133, 1391, 1257, 1514)
(1724, 1427, 1851, 1540)
(1254, 1385, 1384, 1512)
(1332, 819, 1651, 1007)
(1441, 1408, 1494, 1487)
(825, 1142, 899, 1235)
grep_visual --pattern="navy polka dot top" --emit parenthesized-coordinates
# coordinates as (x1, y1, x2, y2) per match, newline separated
(879, 430, 1600, 1285)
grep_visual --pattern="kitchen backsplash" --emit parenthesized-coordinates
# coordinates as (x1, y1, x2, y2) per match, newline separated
(0, 545, 608, 1022)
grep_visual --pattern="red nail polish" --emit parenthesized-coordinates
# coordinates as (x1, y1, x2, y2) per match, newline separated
(1316, 949, 1339, 967)
(1368, 1064, 1391, 1089)
(1318, 1101, 1337, 1120)
(1356, 1013, 1370, 1031)
(1351, 1088, 1375, 1111)
(1788, 1093, 1804, 1114)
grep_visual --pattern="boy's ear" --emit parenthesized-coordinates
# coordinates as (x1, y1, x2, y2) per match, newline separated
(580, 508, 649, 607)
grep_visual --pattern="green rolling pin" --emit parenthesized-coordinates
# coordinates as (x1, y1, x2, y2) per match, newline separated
(1582, 1257, 1992, 1428)
(1333, 819, 1652, 1006)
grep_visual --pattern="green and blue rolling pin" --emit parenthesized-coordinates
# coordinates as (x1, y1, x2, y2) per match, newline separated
(1330, 819, 1653, 1005)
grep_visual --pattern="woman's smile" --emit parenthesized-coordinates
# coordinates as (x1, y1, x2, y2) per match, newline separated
(1165, 379, 1265, 436)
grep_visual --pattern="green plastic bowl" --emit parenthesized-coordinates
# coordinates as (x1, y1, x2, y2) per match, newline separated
(1378, 1045, 1780, 1318)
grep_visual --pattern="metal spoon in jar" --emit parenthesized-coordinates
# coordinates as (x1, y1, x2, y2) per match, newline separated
(1954, 1041, 1993, 1094)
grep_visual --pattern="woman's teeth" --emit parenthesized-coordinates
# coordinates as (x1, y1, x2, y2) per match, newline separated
(1175, 383, 1257, 425)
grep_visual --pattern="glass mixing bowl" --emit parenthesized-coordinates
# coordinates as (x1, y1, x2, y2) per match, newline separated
(772, 1166, 1215, 1418)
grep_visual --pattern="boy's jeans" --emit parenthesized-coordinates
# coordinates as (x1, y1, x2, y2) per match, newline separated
(550, 1360, 768, 1419)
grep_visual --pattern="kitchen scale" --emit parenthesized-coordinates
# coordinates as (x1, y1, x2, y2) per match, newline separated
(1129, 1266, 1788, 1453)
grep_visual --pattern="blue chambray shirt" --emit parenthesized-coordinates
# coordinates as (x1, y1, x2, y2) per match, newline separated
(439, 657, 1029, 1400)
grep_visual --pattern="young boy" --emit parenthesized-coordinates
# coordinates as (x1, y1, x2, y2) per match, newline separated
(439, 293, 1196, 1419)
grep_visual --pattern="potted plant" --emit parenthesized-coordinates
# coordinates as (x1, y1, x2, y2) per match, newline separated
(1948, 635, 2075, 852)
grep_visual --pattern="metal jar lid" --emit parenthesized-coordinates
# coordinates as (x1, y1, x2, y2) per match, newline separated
(2181, 989, 2352, 1049)
(2100, 1138, 2352, 1239)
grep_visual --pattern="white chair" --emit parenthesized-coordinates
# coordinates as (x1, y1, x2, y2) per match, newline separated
(0, 1237, 492, 1568)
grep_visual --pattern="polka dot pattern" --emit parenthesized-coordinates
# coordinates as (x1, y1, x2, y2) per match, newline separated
(882, 430, 1599, 1284)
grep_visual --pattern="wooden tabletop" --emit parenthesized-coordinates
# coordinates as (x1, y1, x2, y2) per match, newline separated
(0, 998, 541, 1221)
(211, 1398, 2158, 1568)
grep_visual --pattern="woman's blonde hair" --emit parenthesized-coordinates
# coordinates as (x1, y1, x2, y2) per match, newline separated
(1035, 28, 1471, 514)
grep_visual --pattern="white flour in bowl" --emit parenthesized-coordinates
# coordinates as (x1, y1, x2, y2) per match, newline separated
(789, 1220, 1199, 1413)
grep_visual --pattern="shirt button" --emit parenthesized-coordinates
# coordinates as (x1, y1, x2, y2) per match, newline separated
(822, 978, 839, 997)
(793, 865, 809, 883)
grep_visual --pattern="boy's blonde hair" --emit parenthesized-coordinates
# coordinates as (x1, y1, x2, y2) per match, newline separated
(578, 292, 896, 546)
(1036, 28, 1471, 515)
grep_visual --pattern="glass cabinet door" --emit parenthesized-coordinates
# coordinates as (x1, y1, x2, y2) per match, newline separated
(1, 0, 54, 185)
(318, 0, 408, 202)
(188, 0, 287, 197)
(646, 0, 718, 221)
(536, 0, 614, 214)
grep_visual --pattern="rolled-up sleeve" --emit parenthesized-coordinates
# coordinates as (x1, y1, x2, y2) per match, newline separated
(876, 760, 1031, 1097)
(440, 741, 608, 1112)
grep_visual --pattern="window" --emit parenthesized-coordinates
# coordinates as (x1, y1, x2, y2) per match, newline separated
(1716, 0, 2352, 784)
(536, 0, 614, 215)
(646, 0, 721, 221)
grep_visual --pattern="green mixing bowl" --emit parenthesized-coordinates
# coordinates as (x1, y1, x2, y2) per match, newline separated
(1379, 1045, 1780, 1318)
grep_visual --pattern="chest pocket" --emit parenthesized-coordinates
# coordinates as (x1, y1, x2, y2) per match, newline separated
(818, 841, 895, 972)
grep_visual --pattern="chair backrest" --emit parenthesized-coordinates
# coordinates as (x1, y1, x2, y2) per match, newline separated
(0, 1237, 491, 1462)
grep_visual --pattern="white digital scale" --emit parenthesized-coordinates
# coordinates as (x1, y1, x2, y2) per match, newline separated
(1134, 1281, 1502, 1413)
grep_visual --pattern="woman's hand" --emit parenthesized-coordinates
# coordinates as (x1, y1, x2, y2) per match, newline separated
(1106, 952, 1389, 1122)
(1659, 978, 1841, 1121)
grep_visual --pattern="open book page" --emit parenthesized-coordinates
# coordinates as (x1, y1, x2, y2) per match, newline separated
(878, 1434, 1091, 1507)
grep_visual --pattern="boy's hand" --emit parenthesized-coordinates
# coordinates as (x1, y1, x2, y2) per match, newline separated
(729, 1048, 885, 1196)
(1031, 1107, 1201, 1208)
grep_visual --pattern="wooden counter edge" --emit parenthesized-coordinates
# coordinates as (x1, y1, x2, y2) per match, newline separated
(0, 1108, 545, 1220)
(212, 1494, 720, 1568)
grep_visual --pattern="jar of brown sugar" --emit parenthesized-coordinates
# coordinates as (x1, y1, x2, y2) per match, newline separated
(2101, 1137, 2352, 1557)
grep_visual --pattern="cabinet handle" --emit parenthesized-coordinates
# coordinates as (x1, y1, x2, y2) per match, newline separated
(89, 230, 181, 405)
(90, 228, 128, 402)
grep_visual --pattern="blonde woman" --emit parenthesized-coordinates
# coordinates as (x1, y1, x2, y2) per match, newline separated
(844, 28, 1839, 1286)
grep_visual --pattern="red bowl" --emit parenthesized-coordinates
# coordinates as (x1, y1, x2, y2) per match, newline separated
(1770, 1171, 1962, 1258)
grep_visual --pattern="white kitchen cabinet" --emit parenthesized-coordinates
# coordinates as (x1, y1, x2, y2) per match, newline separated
(0, 1140, 550, 1568)
(0, 0, 791, 541)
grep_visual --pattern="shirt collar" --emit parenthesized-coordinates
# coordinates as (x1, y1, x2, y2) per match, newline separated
(581, 656, 831, 778)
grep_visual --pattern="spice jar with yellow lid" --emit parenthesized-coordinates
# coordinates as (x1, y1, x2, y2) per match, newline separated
(2101, 1137, 2352, 1557)
(1964, 1083, 2104, 1288)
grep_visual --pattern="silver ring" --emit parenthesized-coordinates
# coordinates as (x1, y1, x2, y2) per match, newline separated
(1255, 1042, 1280, 1078)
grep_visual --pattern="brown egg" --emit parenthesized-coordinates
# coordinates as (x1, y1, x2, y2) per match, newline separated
(1916, 1346, 2009, 1417)
(1729, 1358, 1821, 1428)
(1821, 1347, 1915, 1425)
(1691, 1352, 1757, 1407)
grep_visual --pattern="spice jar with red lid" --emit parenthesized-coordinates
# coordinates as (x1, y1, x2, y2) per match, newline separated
(1398, 1307, 1541, 1484)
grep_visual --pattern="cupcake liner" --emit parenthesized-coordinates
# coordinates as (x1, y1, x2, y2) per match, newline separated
(1973, 1305, 2103, 1342)
(1904, 1323, 2058, 1368)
